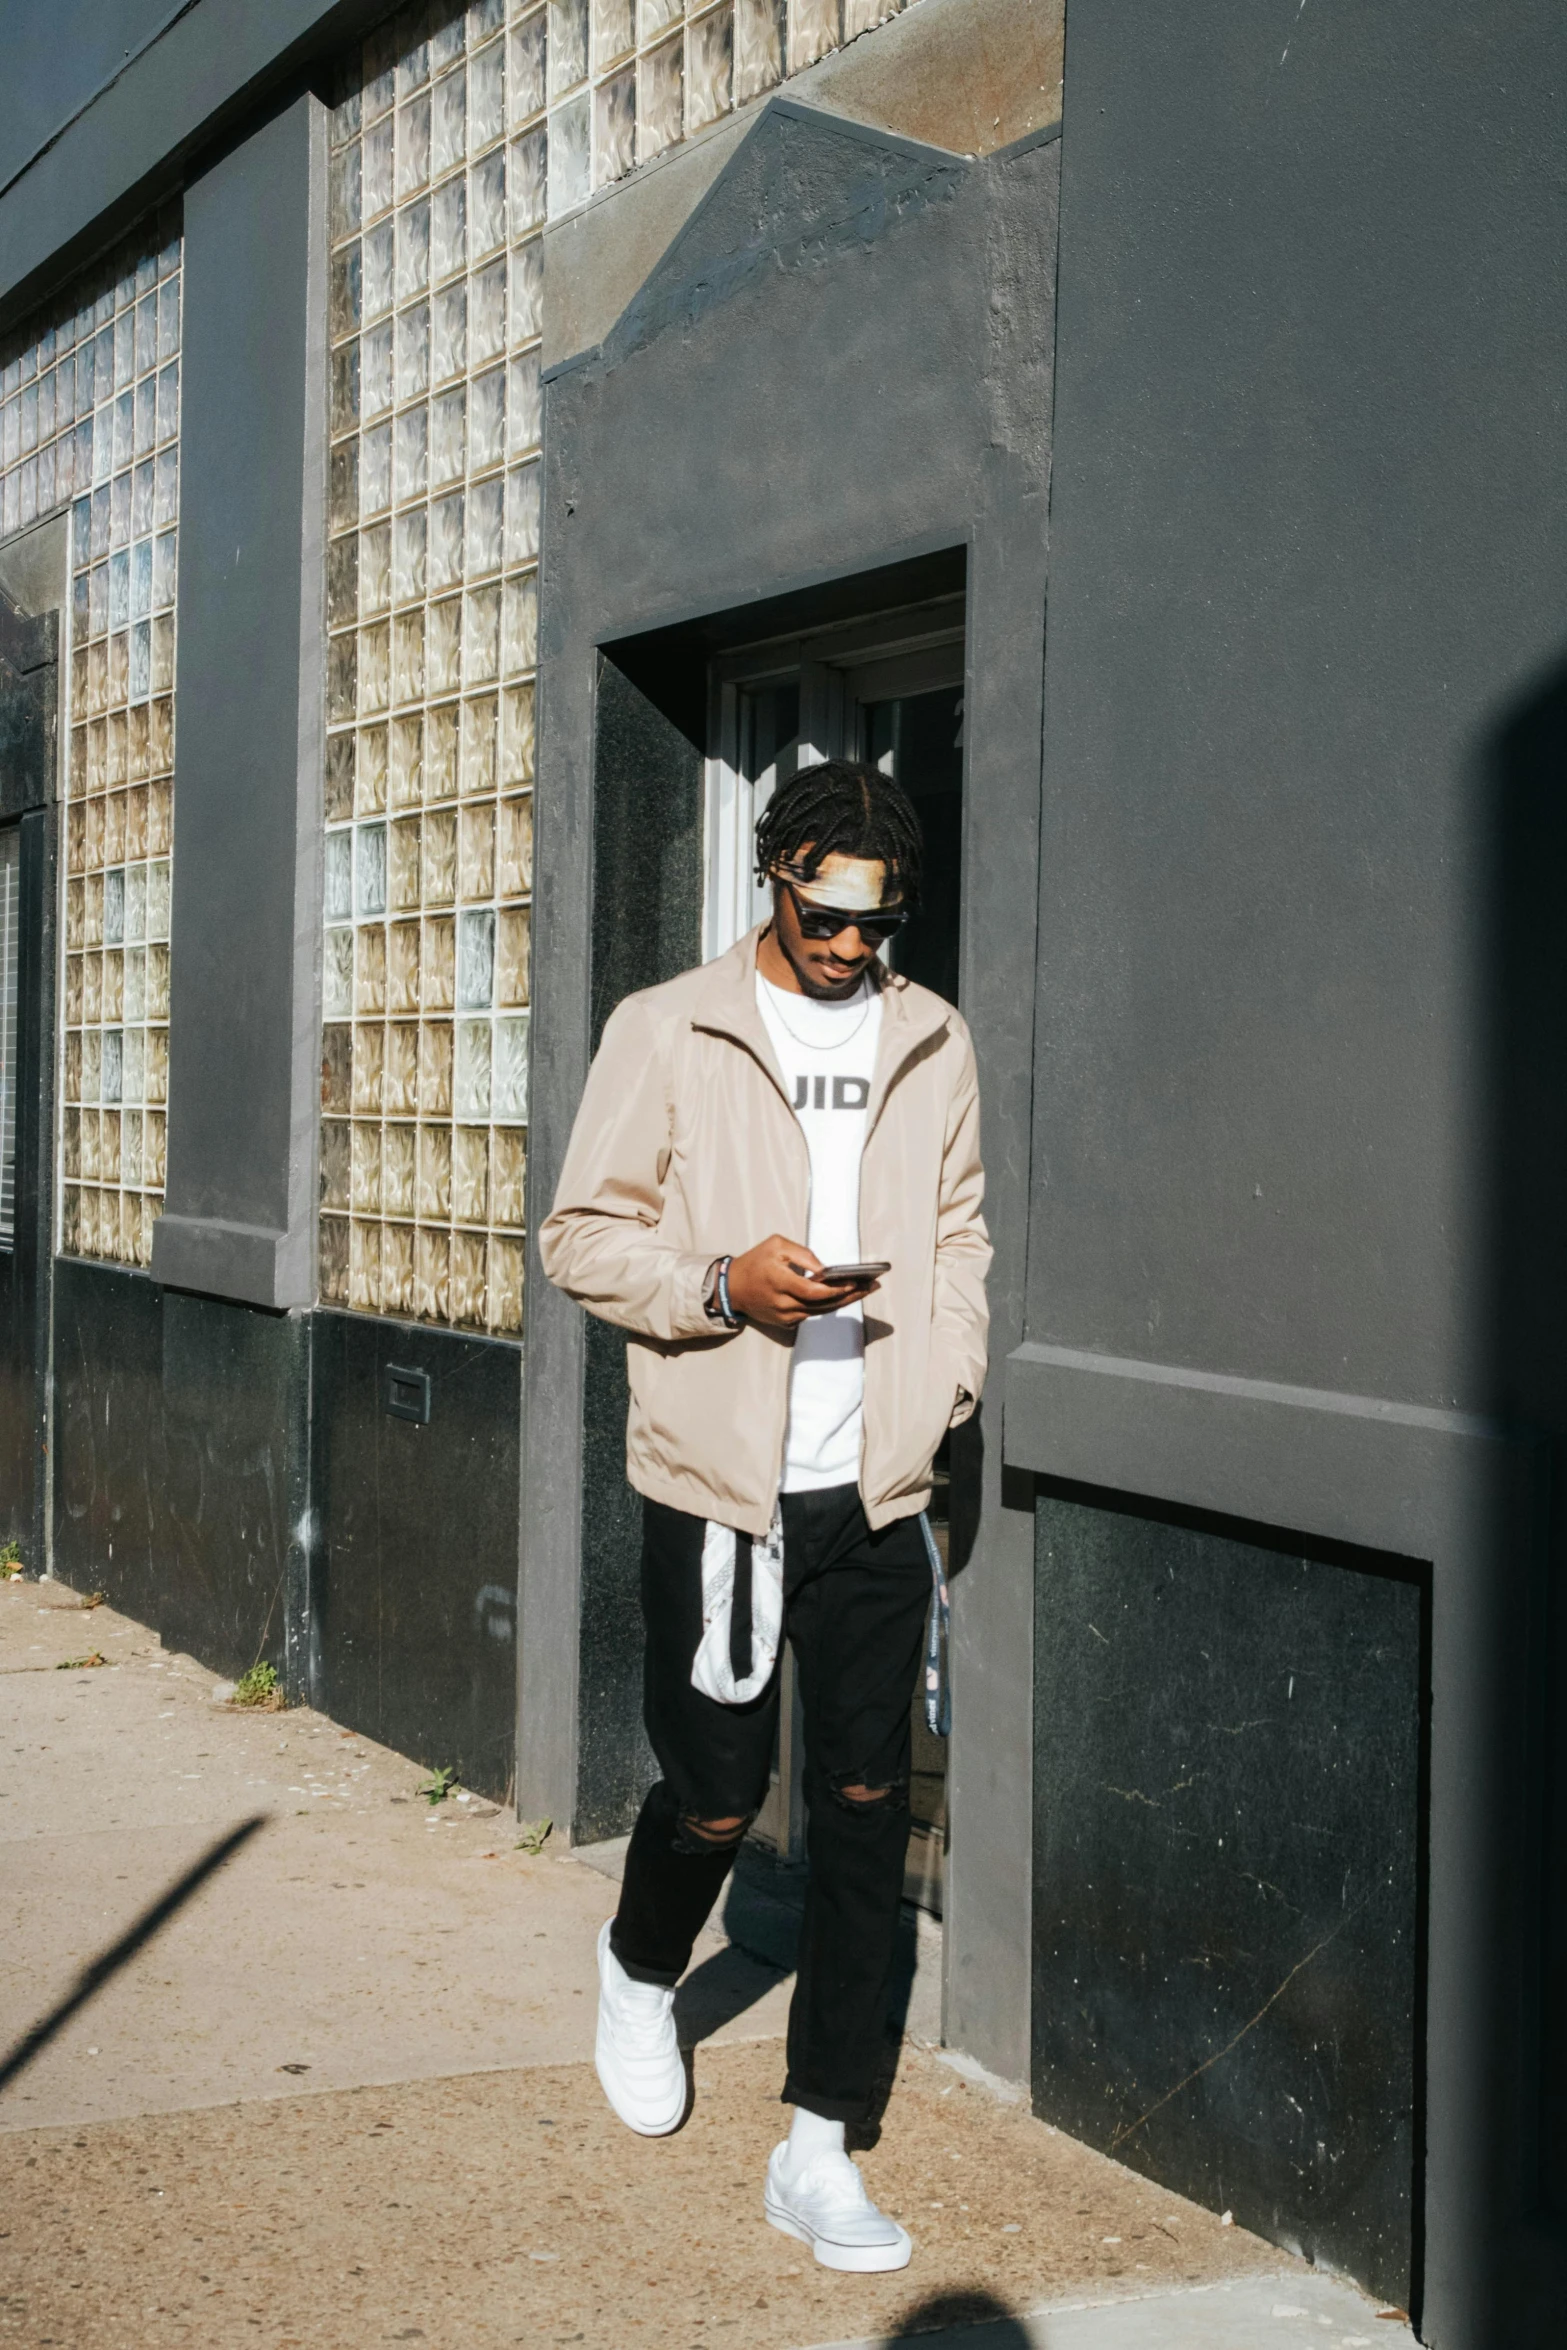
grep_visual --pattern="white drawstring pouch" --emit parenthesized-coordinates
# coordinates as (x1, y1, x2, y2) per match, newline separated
(690, 1503, 785, 1704)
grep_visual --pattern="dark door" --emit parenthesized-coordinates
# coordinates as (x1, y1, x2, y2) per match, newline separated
(0, 590, 59, 1571)
(866, 683, 965, 1008)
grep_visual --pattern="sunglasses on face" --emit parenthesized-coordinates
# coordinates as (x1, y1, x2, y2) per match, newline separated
(781, 879, 910, 945)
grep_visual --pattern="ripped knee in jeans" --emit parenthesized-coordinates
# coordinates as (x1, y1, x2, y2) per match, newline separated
(672, 1808, 754, 1857)
(830, 1774, 908, 1814)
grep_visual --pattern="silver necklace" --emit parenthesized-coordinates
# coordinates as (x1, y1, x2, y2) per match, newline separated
(763, 979, 873, 1052)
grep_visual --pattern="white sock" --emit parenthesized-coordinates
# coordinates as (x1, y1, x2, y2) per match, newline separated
(784, 2106, 846, 2171)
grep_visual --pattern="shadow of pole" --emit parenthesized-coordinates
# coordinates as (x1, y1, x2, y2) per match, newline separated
(0, 1814, 268, 2096)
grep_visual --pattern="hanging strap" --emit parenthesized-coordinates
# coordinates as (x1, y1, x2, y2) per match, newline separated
(918, 1509, 951, 1739)
(729, 1529, 754, 1684)
(691, 1506, 784, 1705)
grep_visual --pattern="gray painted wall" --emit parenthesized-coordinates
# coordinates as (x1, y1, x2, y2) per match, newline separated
(0, 0, 382, 330)
(151, 94, 327, 1310)
(522, 97, 1059, 2086)
(0, 1, 184, 198)
(1030, 0, 1566, 1412)
(1006, 3, 1567, 2340)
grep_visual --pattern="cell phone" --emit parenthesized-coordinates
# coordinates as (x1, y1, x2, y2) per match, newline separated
(812, 1261, 890, 1285)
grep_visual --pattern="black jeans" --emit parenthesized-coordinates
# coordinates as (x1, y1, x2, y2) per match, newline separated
(610, 1484, 932, 2123)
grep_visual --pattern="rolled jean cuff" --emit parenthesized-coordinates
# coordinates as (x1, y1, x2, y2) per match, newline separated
(781, 2076, 871, 2125)
(608, 1924, 682, 1989)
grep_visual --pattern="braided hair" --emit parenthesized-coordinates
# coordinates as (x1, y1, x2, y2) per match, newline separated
(754, 759, 923, 906)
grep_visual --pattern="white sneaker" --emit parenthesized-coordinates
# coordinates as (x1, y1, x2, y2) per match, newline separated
(593, 1919, 687, 2136)
(764, 2141, 913, 2272)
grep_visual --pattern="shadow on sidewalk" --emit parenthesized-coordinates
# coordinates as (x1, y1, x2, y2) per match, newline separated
(671, 1839, 931, 2076)
(882, 2289, 1031, 2345)
(0, 1816, 267, 2097)
(674, 1939, 789, 2046)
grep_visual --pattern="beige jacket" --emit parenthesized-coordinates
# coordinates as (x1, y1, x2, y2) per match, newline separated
(539, 927, 991, 1537)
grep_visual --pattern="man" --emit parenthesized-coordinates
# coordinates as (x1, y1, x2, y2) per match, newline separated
(539, 759, 990, 2273)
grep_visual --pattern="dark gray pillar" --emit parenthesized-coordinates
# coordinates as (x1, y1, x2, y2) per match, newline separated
(1010, 2, 1567, 2332)
(152, 94, 327, 1309)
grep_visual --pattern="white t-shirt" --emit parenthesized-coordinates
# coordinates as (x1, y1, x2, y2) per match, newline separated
(755, 972, 884, 1492)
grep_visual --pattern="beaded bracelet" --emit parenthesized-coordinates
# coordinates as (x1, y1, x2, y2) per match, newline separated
(715, 1254, 742, 1331)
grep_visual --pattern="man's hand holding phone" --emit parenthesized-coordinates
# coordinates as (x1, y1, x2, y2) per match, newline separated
(726, 1235, 886, 1330)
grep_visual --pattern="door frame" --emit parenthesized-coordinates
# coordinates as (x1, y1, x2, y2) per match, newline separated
(702, 594, 966, 964)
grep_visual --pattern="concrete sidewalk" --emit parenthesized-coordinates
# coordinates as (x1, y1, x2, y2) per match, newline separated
(0, 1574, 1413, 2349)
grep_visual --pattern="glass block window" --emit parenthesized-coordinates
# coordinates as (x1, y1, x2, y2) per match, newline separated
(324, 0, 535, 1334)
(0, 207, 183, 1271)
(333, 0, 911, 250)
(321, 0, 916, 1331)
(548, 0, 911, 201)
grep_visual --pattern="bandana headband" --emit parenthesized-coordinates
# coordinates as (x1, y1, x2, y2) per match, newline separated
(779, 854, 896, 914)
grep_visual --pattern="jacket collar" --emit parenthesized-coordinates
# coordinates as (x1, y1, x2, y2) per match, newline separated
(690, 925, 952, 1129)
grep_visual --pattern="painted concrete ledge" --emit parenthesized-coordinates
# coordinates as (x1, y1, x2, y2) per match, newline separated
(1003, 1337, 1525, 1564)
(149, 1209, 310, 1310)
(811, 2266, 1415, 2349)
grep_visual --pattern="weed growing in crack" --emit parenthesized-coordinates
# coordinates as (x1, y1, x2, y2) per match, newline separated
(232, 1662, 286, 1710)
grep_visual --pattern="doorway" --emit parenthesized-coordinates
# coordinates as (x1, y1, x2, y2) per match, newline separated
(703, 594, 966, 1909)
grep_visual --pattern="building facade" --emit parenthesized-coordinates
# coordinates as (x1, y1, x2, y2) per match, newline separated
(1, 3, 1564, 2341)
